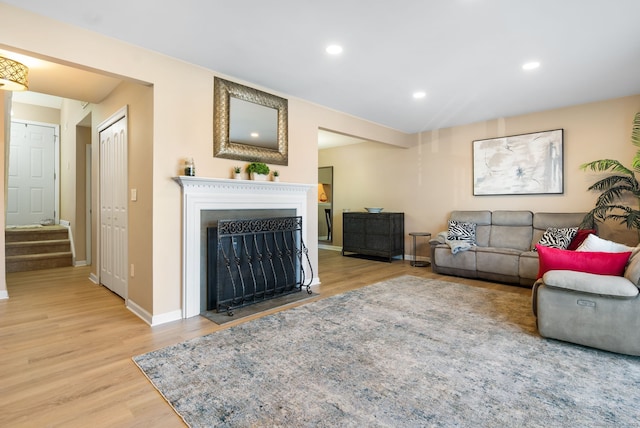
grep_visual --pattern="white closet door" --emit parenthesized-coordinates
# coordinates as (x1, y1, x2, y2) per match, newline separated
(99, 111, 128, 298)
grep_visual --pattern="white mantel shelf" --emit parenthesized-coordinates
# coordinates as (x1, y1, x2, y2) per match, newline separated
(173, 176, 314, 192)
(174, 176, 315, 318)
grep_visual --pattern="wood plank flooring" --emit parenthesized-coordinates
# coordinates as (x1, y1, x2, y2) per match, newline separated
(0, 250, 530, 427)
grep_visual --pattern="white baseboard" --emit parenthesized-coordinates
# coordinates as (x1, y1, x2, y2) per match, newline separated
(151, 309, 183, 326)
(74, 260, 87, 267)
(127, 298, 182, 326)
(88, 273, 99, 284)
(126, 299, 152, 325)
(0, 290, 9, 300)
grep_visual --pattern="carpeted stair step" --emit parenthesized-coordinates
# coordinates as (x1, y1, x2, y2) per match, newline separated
(5, 239, 71, 256)
(5, 252, 73, 273)
(5, 226, 69, 243)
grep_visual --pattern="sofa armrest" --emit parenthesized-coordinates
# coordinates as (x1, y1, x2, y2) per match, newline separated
(542, 270, 639, 298)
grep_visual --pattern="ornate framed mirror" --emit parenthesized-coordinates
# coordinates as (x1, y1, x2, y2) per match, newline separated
(214, 77, 288, 165)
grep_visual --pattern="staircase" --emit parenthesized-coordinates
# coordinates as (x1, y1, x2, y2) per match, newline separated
(5, 226, 73, 273)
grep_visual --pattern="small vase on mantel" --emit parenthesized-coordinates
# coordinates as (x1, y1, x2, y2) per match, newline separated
(233, 166, 242, 180)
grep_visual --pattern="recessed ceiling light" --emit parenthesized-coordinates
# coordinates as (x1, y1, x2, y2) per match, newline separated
(413, 91, 427, 99)
(522, 61, 540, 71)
(326, 44, 343, 55)
(250, 132, 259, 138)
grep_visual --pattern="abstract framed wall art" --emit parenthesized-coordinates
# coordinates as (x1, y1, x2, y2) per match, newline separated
(473, 129, 563, 196)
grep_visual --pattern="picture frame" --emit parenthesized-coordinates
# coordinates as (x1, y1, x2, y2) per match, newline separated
(213, 77, 288, 165)
(473, 129, 563, 196)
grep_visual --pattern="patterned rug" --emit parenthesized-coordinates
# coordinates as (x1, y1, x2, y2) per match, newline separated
(133, 276, 640, 427)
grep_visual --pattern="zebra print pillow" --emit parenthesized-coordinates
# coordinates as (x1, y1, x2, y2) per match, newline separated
(535, 227, 578, 250)
(447, 220, 476, 243)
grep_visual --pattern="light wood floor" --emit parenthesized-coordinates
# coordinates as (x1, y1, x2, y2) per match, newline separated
(0, 250, 530, 427)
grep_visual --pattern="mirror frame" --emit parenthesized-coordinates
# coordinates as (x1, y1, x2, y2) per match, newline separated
(214, 77, 288, 165)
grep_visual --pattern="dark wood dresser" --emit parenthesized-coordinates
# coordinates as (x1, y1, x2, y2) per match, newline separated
(342, 212, 404, 262)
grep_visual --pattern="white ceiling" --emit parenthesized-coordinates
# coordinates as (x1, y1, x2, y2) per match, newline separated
(3, 0, 640, 135)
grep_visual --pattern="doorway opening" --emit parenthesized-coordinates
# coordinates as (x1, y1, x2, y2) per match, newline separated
(318, 166, 333, 243)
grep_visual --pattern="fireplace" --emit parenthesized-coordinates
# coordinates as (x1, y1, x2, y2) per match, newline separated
(174, 176, 315, 318)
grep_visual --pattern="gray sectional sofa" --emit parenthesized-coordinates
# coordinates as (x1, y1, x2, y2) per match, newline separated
(429, 210, 587, 287)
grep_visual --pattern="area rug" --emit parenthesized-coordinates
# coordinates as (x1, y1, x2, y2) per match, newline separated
(133, 276, 640, 427)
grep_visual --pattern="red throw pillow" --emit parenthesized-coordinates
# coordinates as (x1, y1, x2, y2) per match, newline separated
(536, 244, 631, 279)
(566, 229, 597, 251)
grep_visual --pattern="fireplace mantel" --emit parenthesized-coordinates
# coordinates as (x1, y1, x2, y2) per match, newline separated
(174, 176, 314, 318)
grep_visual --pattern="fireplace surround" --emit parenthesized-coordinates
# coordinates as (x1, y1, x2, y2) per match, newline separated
(174, 176, 315, 318)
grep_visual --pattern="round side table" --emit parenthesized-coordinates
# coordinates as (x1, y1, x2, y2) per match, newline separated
(409, 232, 432, 267)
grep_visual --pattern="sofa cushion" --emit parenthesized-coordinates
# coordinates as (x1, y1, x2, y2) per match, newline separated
(535, 227, 578, 250)
(476, 247, 521, 277)
(543, 270, 639, 297)
(488, 210, 533, 251)
(433, 245, 476, 271)
(518, 250, 539, 280)
(447, 219, 476, 242)
(567, 229, 597, 250)
(576, 234, 634, 253)
(536, 244, 631, 278)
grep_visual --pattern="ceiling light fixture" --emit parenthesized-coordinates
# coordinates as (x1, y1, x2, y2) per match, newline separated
(0, 56, 29, 91)
(413, 91, 426, 99)
(326, 45, 343, 55)
(522, 61, 540, 71)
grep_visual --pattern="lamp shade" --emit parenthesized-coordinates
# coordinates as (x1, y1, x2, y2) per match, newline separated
(0, 56, 29, 91)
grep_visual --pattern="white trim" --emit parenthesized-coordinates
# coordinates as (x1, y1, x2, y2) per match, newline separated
(0, 290, 9, 300)
(126, 299, 152, 325)
(88, 272, 99, 284)
(151, 310, 183, 326)
(127, 299, 182, 326)
(60, 219, 76, 264)
(174, 176, 314, 319)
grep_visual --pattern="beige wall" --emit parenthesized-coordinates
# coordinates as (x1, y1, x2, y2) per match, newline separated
(320, 95, 640, 250)
(92, 81, 154, 310)
(11, 102, 60, 125)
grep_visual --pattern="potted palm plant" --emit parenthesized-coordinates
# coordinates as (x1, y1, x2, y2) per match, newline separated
(246, 162, 270, 181)
(580, 112, 640, 241)
(233, 166, 242, 180)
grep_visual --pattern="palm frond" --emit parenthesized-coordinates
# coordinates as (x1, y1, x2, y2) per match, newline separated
(587, 175, 638, 193)
(580, 159, 634, 176)
(632, 112, 640, 149)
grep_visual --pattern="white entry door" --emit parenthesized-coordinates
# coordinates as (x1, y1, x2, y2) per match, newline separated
(99, 108, 128, 299)
(7, 122, 57, 226)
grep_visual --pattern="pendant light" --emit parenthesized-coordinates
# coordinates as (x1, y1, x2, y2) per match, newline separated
(0, 56, 29, 91)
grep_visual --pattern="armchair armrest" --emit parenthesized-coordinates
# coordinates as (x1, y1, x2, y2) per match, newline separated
(542, 270, 639, 298)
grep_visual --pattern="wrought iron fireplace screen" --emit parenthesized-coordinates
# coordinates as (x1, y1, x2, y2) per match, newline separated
(207, 216, 313, 315)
